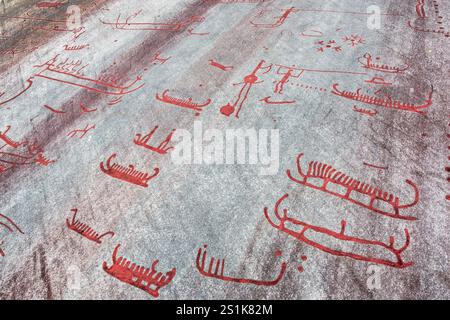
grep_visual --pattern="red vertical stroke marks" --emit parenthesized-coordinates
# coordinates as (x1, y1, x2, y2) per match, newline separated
(100, 153, 159, 188)
(134, 126, 176, 155)
(331, 83, 433, 115)
(66, 209, 114, 244)
(36, 1, 66, 9)
(156, 90, 211, 116)
(63, 44, 90, 51)
(259, 96, 296, 105)
(264, 194, 413, 269)
(196, 245, 286, 286)
(286, 153, 419, 220)
(103, 244, 176, 298)
(352, 105, 378, 117)
(220, 60, 272, 118)
(0, 213, 24, 257)
(250, 7, 298, 29)
(67, 125, 96, 139)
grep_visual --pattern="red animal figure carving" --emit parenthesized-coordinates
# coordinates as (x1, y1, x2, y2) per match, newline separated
(156, 90, 211, 116)
(0, 213, 24, 257)
(196, 245, 286, 286)
(250, 7, 298, 28)
(66, 209, 114, 244)
(353, 105, 378, 116)
(358, 53, 409, 73)
(0, 126, 24, 148)
(220, 60, 272, 118)
(332, 84, 433, 115)
(273, 64, 304, 94)
(100, 153, 159, 187)
(208, 59, 233, 71)
(100, 12, 204, 31)
(264, 194, 413, 269)
(286, 153, 419, 220)
(134, 126, 176, 154)
(43, 104, 66, 114)
(103, 244, 176, 298)
(67, 124, 96, 139)
(260, 96, 296, 105)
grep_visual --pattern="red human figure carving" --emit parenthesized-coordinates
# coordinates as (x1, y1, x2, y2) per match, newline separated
(208, 60, 233, 71)
(196, 245, 286, 286)
(220, 60, 272, 118)
(0, 126, 25, 148)
(67, 124, 96, 139)
(286, 153, 419, 220)
(331, 84, 433, 115)
(100, 12, 204, 31)
(250, 7, 298, 28)
(66, 209, 114, 244)
(264, 194, 413, 269)
(134, 126, 176, 155)
(100, 153, 159, 187)
(260, 96, 296, 105)
(273, 65, 304, 94)
(156, 90, 211, 116)
(358, 53, 409, 73)
(103, 244, 176, 298)
(353, 105, 378, 116)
